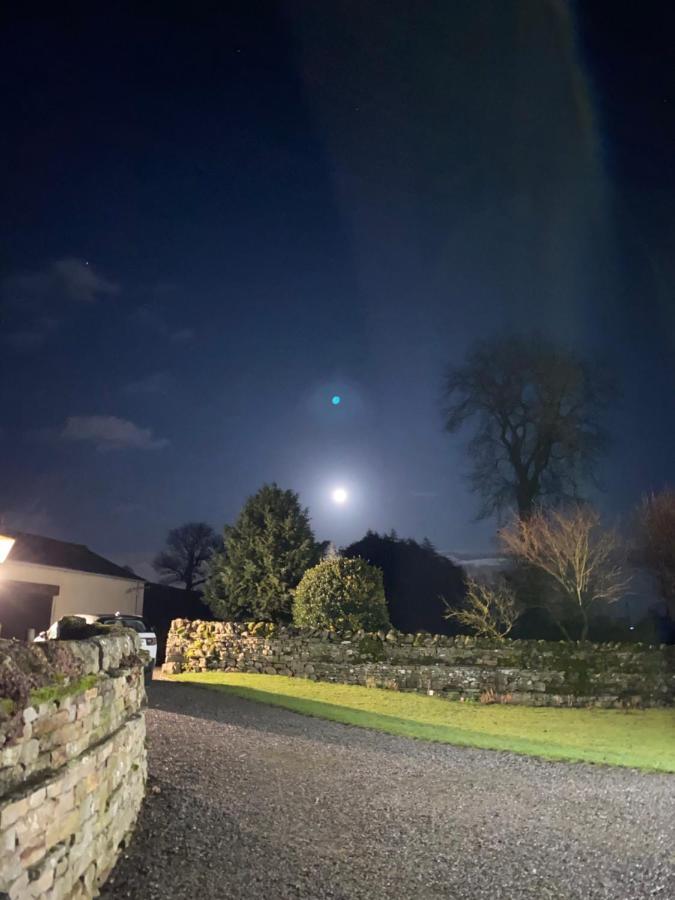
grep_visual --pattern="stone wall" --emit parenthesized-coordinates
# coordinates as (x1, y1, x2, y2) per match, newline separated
(0, 632, 147, 899)
(165, 619, 675, 708)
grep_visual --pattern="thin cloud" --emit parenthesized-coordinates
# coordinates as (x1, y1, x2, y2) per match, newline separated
(1, 258, 118, 352)
(124, 371, 173, 394)
(170, 327, 195, 343)
(131, 303, 195, 343)
(2, 314, 60, 352)
(61, 416, 169, 451)
(113, 502, 145, 515)
(3, 258, 118, 306)
(3, 329, 50, 351)
(52, 258, 119, 303)
(0, 501, 55, 536)
(410, 490, 438, 498)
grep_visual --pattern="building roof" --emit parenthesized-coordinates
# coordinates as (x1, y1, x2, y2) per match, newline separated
(4, 531, 144, 581)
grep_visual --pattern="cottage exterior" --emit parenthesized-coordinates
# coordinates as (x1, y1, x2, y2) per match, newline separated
(0, 531, 144, 639)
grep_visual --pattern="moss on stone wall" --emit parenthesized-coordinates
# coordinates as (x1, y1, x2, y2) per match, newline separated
(165, 619, 675, 708)
(356, 635, 386, 662)
(29, 673, 100, 707)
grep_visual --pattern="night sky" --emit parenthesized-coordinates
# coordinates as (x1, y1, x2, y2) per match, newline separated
(1, 1, 674, 577)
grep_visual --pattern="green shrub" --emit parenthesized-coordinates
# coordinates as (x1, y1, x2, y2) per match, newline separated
(293, 556, 390, 632)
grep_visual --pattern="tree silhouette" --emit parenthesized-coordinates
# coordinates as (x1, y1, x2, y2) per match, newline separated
(640, 488, 675, 625)
(443, 335, 613, 519)
(343, 531, 465, 635)
(153, 522, 220, 591)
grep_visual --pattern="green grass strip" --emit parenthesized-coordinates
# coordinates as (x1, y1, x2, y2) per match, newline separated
(170, 672, 675, 772)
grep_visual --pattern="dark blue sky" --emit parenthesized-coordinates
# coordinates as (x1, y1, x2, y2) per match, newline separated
(1, 1, 674, 576)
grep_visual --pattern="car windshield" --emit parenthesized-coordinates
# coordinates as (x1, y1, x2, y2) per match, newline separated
(98, 617, 149, 634)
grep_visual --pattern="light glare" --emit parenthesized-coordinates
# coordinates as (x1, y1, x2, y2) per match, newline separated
(0, 535, 15, 564)
(331, 487, 348, 505)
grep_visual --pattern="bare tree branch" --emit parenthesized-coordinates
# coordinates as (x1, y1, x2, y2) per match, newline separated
(499, 506, 630, 640)
(444, 576, 519, 640)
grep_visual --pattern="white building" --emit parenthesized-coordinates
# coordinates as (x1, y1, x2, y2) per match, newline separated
(0, 531, 144, 640)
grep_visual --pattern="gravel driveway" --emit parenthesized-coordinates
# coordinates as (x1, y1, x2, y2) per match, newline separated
(101, 681, 674, 900)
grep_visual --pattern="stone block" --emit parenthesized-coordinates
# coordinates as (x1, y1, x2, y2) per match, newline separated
(82, 861, 97, 894)
(1, 825, 16, 853)
(75, 701, 91, 722)
(7, 871, 29, 900)
(0, 796, 29, 829)
(49, 747, 70, 769)
(0, 762, 26, 796)
(22, 707, 38, 727)
(0, 846, 23, 884)
(46, 776, 65, 800)
(33, 710, 70, 738)
(20, 740, 40, 767)
(36, 701, 57, 720)
(27, 788, 46, 810)
(51, 788, 75, 819)
(45, 809, 79, 848)
(19, 836, 45, 868)
(15, 808, 45, 842)
(28, 863, 54, 895)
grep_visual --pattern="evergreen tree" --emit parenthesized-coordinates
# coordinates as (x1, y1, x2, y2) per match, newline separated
(205, 483, 321, 621)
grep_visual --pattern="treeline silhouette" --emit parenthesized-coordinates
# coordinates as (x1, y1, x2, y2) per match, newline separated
(343, 531, 465, 635)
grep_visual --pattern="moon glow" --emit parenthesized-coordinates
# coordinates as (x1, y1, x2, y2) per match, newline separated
(331, 487, 348, 504)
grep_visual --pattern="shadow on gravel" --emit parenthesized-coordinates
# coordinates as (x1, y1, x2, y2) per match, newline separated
(146, 681, 670, 774)
(145, 680, 478, 762)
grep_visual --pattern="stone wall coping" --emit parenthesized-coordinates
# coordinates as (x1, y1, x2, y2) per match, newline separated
(169, 618, 671, 654)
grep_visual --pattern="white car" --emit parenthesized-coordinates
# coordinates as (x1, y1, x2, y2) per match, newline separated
(35, 612, 157, 672)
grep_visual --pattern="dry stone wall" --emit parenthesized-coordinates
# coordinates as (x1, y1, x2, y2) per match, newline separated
(165, 619, 675, 708)
(0, 633, 147, 899)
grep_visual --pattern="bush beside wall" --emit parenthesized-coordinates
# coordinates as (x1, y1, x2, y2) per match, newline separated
(0, 633, 147, 899)
(165, 619, 675, 708)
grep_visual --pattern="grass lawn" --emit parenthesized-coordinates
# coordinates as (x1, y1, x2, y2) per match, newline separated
(169, 672, 675, 772)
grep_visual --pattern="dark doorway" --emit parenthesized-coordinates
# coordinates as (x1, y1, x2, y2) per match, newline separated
(0, 581, 59, 640)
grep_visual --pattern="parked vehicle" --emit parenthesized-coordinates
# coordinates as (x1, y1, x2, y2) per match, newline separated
(35, 612, 157, 675)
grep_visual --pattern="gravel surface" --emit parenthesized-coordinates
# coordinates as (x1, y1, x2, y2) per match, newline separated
(101, 681, 674, 900)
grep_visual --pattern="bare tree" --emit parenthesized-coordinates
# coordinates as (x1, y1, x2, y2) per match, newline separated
(444, 576, 519, 640)
(499, 506, 629, 640)
(153, 522, 221, 591)
(443, 336, 613, 520)
(640, 489, 675, 623)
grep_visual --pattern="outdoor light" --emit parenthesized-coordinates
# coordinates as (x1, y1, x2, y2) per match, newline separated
(331, 394, 341, 406)
(0, 535, 15, 564)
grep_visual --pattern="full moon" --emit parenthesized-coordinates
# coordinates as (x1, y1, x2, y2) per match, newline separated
(331, 487, 348, 505)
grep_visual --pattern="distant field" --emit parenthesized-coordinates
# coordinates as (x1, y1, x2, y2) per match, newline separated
(169, 672, 675, 772)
